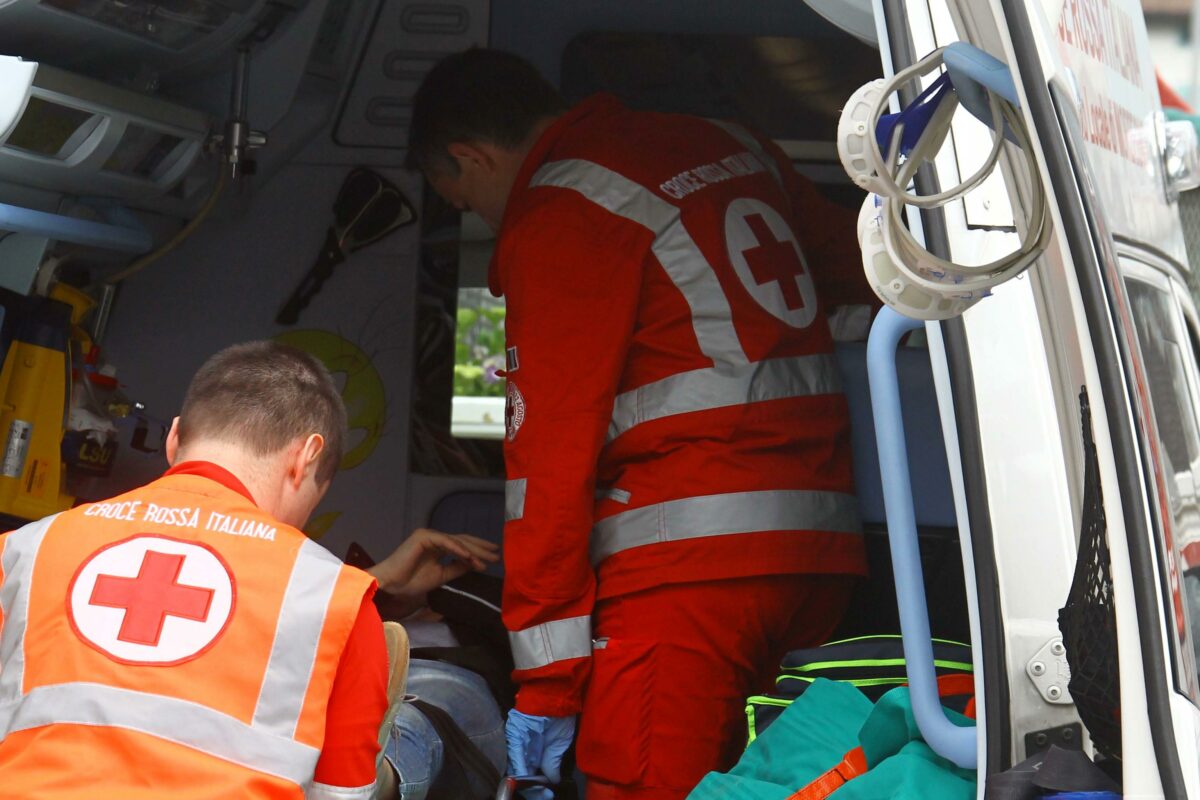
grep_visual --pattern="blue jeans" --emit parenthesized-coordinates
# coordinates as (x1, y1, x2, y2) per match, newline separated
(383, 658, 507, 800)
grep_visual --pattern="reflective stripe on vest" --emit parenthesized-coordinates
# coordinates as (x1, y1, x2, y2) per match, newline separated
(607, 353, 842, 442)
(0, 515, 57, 704)
(506, 478, 527, 522)
(0, 682, 318, 785)
(590, 490, 861, 565)
(530, 159, 748, 369)
(0, 515, 344, 783)
(252, 538, 342, 738)
(509, 615, 592, 671)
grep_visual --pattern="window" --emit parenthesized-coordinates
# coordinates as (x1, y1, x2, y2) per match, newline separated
(409, 189, 504, 477)
(451, 288, 506, 439)
(1124, 265, 1200, 701)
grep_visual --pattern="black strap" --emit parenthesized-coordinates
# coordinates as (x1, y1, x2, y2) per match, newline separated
(409, 697, 503, 796)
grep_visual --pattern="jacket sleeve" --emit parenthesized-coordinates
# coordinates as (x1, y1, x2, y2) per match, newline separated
(498, 195, 645, 717)
(311, 595, 388, 796)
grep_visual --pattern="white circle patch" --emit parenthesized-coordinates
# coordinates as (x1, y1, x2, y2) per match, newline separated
(725, 198, 818, 329)
(69, 535, 235, 665)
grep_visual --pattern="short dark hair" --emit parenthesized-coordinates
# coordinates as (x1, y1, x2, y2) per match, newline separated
(178, 341, 346, 484)
(406, 48, 567, 173)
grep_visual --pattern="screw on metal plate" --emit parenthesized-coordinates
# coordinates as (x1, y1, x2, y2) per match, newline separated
(1026, 637, 1072, 705)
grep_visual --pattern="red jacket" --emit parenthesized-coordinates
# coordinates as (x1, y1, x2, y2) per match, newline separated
(493, 94, 866, 716)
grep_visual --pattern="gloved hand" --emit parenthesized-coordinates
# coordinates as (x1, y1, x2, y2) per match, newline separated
(505, 709, 577, 799)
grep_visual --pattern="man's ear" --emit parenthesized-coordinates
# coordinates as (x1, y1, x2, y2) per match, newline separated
(446, 141, 498, 174)
(165, 417, 182, 466)
(288, 433, 326, 488)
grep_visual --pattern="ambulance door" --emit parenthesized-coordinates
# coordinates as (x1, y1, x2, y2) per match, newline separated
(971, 0, 1198, 793)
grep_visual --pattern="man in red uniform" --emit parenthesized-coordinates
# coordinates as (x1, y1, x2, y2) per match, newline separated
(0, 341, 497, 798)
(407, 49, 867, 799)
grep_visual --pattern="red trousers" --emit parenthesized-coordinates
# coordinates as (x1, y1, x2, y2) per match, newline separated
(577, 575, 855, 800)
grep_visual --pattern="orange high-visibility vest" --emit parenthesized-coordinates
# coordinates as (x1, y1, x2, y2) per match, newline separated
(0, 471, 375, 799)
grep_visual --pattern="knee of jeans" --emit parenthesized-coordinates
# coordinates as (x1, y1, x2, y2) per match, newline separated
(385, 699, 441, 789)
(405, 661, 503, 739)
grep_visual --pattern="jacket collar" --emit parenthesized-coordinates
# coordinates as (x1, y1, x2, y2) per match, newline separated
(488, 93, 625, 295)
(163, 460, 258, 506)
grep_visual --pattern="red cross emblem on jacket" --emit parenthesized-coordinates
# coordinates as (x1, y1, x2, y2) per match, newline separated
(68, 535, 236, 665)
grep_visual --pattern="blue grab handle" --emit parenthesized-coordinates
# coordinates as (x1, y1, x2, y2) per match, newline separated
(0, 201, 152, 254)
(866, 306, 978, 769)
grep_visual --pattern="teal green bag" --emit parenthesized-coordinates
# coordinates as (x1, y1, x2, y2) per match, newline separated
(747, 636, 973, 744)
(690, 679, 977, 800)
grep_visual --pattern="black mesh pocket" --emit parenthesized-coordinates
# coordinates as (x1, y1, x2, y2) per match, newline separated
(1058, 387, 1122, 761)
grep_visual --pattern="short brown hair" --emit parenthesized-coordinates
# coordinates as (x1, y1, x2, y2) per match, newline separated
(406, 48, 567, 173)
(177, 341, 346, 484)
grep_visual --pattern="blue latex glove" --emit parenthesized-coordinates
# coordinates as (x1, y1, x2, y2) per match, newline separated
(505, 709, 577, 799)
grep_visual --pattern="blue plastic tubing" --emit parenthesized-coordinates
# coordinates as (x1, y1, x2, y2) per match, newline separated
(866, 306, 978, 769)
(0, 201, 151, 254)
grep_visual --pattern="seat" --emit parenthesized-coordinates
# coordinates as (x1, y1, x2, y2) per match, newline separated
(832, 341, 969, 642)
(428, 491, 507, 577)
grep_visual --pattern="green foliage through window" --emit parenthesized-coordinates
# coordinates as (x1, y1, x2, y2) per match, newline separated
(455, 288, 507, 397)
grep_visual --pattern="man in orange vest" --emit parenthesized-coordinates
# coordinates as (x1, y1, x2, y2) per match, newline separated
(406, 50, 866, 799)
(0, 340, 497, 799)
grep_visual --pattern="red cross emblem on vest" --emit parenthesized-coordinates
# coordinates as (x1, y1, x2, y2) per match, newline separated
(725, 198, 818, 329)
(69, 535, 236, 665)
(90, 551, 214, 646)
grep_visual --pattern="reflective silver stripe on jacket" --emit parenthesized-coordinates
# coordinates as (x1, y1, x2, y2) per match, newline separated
(252, 538, 342, 737)
(0, 682, 319, 785)
(607, 353, 841, 441)
(530, 159, 748, 369)
(0, 515, 57, 703)
(706, 118, 786, 194)
(309, 781, 376, 799)
(506, 478, 527, 522)
(590, 490, 861, 565)
(509, 615, 593, 672)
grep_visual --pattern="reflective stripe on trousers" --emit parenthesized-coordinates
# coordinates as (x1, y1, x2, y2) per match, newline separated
(0, 518, 344, 783)
(590, 490, 861, 565)
(509, 615, 593, 671)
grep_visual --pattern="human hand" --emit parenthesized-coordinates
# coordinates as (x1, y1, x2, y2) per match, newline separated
(505, 710, 576, 799)
(368, 528, 499, 599)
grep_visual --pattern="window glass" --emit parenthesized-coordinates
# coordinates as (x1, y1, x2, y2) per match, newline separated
(452, 287, 506, 440)
(1125, 274, 1200, 701)
(1127, 279, 1200, 474)
(409, 190, 504, 477)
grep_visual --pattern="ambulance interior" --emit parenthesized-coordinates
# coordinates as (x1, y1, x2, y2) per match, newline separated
(0, 0, 1001, 792)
